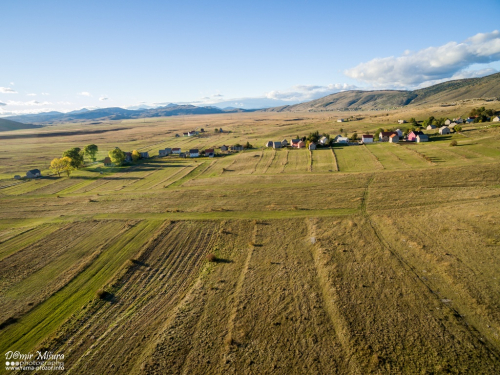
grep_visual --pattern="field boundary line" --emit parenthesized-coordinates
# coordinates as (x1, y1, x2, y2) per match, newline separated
(331, 148, 339, 171)
(362, 144, 384, 170)
(263, 149, 276, 174)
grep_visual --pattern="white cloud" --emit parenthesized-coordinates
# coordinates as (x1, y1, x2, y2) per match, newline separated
(265, 83, 357, 101)
(27, 93, 37, 96)
(99, 96, 109, 101)
(41, 92, 50, 96)
(345, 30, 500, 88)
(0, 87, 17, 93)
(6, 100, 52, 106)
(10, 82, 14, 85)
(78, 91, 92, 97)
(0, 101, 6, 106)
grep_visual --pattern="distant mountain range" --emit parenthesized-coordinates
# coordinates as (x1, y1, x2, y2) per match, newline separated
(5, 105, 257, 125)
(4, 73, 500, 126)
(262, 72, 500, 112)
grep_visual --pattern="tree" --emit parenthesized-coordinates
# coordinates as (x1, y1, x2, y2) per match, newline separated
(244, 141, 253, 149)
(50, 157, 67, 177)
(83, 144, 98, 162)
(131, 149, 141, 161)
(450, 140, 458, 147)
(409, 117, 417, 126)
(350, 133, 358, 141)
(307, 130, 320, 143)
(428, 116, 435, 125)
(214, 128, 219, 133)
(62, 148, 84, 169)
(454, 125, 462, 132)
(109, 148, 125, 165)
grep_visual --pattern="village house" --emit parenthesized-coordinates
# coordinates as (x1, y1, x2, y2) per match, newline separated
(103, 157, 112, 166)
(416, 134, 429, 142)
(466, 117, 475, 124)
(426, 124, 436, 130)
(172, 148, 181, 154)
(124, 152, 133, 163)
(439, 126, 451, 135)
(395, 129, 403, 137)
(188, 131, 197, 137)
(361, 134, 374, 143)
(273, 142, 282, 149)
(379, 131, 397, 142)
(220, 145, 228, 152)
(308, 142, 316, 150)
(179, 152, 186, 158)
(290, 139, 300, 148)
(444, 119, 452, 125)
(492, 116, 500, 122)
(454, 118, 464, 124)
(398, 119, 407, 124)
(26, 169, 41, 179)
(183, 132, 189, 137)
(266, 141, 273, 148)
(407, 130, 424, 142)
(297, 140, 305, 148)
(140, 152, 149, 158)
(337, 118, 345, 123)
(389, 134, 399, 143)
(159, 148, 172, 157)
(281, 139, 288, 147)
(230, 145, 244, 152)
(336, 136, 349, 144)
(204, 148, 215, 157)
(319, 136, 329, 145)
(189, 149, 199, 158)
(448, 122, 457, 129)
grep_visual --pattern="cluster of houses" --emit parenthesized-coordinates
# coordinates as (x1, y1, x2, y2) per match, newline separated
(157, 144, 243, 158)
(379, 129, 429, 143)
(265, 135, 352, 150)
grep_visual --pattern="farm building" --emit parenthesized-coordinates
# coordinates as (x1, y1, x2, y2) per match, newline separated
(493, 116, 500, 122)
(220, 145, 228, 152)
(188, 131, 197, 137)
(308, 142, 316, 150)
(454, 118, 464, 124)
(407, 131, 424, 142)
(140, 152, 149, 158)
(445, 119, 452, 125)
(466, 117, 475, 124)
(205, 149, 214, 157)
(172, 148, 181, 154)
(336, 137, 349, 144)
(395, 129, 403, 137)
(291, 139, 300, 148)
(189, 149, 199, 158)
(416, 134, 429, 142)
(398, 119, 407, 124)
(281, 139, 288, 147)
(103, 157, 112, 166)
(379, 131, 397, 142)
(426, 124, 436, 130)
(266, 141, 273, 148)
(361, 135, 373, 143)
(14, 175, 21, 180)
(175, 134, 180, 137)
(297, 140, 305, 148)
(319, 136, 329, 145)
(26, 169, 41, 179)
(389, 134, 399, 143)
(179, 152, 186, 158)
(273, 142, 282, 149)
(448, 123, 457, 129)
(159, 148, 172, 157)
(183, 132, 189, 137)
(124, 152, 133, 163)
(337, 118, 345, 122)
(230, 145, 243, 151)
(439, 126, 451, 135)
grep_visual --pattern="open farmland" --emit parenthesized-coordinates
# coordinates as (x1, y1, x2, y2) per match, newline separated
(1, 107, 500, 374)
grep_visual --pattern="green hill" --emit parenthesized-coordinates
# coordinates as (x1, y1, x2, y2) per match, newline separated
(263, 72, 500, 112)
(0, 118, 38, 132)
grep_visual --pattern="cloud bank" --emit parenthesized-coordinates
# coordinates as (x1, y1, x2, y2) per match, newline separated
(265, 83, 357, 102)
(0, 87, 17, 93)
(345, 30, 500, 88)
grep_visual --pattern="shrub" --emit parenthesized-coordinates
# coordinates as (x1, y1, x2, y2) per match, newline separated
(96, 289, 110, 300)
(206, 253, 218, 262)
(450, 140, 458, 147)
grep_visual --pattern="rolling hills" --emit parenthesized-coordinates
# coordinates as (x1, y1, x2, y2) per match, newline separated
(263, 72, 500, 112)
(0, 118, 39, 132)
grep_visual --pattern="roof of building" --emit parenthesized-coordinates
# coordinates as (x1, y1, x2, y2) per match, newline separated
(189, 149, 199, 153)
(380, 131, 397, 137)
(390, 134, 398, 138)
(28, 169, 40, 174)
(362, 134, 373, 138)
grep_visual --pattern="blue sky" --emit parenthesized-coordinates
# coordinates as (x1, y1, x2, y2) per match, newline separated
(1, 0, 500, 115)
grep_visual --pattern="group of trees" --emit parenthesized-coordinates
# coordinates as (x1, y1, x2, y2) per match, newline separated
(50, 144, 98, 177)
(470, 106, 495, 123)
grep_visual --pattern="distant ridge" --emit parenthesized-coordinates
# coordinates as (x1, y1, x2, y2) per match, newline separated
(0, 118, 39, 132)
(5, 104, 253, 125)
(262, 72, 500, 112)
